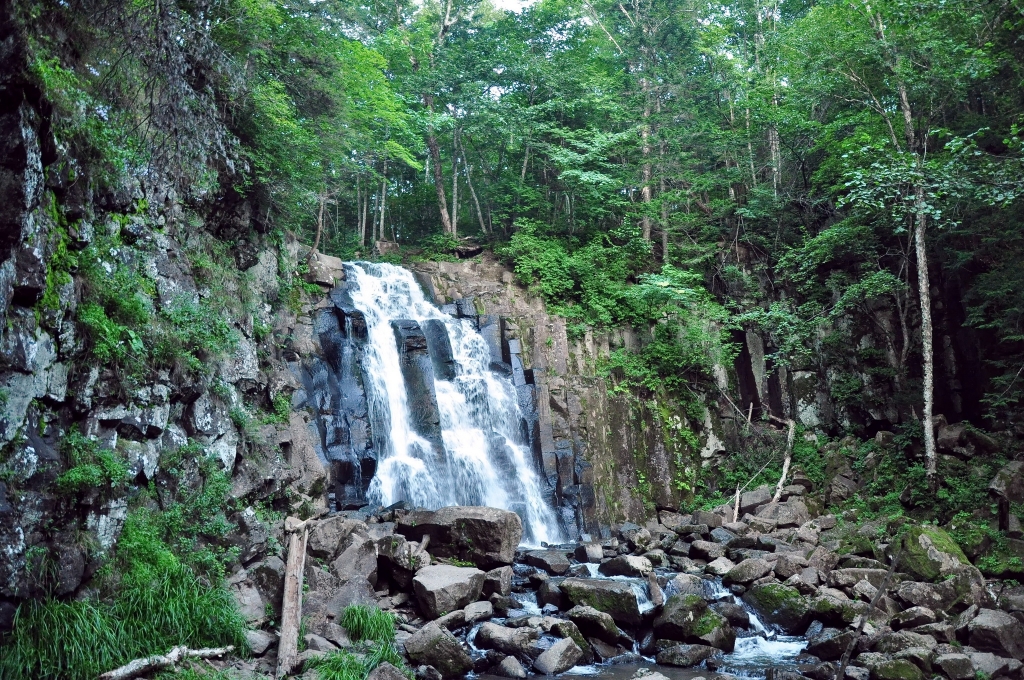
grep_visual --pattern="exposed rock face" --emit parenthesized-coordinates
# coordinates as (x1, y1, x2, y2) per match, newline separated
(412, 565, 486, 619)
(398, 506, 522, 568)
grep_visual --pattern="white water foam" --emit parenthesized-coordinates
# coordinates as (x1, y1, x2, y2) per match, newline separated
(344, 262, 563, 545)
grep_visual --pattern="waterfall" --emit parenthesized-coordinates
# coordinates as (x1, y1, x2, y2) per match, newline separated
(342, 262, 563, 546)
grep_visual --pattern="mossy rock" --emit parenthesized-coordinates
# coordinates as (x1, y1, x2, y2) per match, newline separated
(871, 659, 924, 680)
(653, 593, 708, 641)
(742, 583, 810, 633)
(897, 525, 970, 582)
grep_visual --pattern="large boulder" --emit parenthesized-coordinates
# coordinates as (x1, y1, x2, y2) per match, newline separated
(308, 517, 370, 559)
(559, 578, 644, 627)
(412, 565, 485, 619)
(742, 583, 810, 633)
(990, 461, 1024, 504)
(476, 622, 540, 659)
(653, 593, 736, 652)
(806, 627, 857, 661)
(533, 638, 583, 675)
(968, 608, 1024, 660)
(404, 621, 474, 678)
(896, 525, 971, 582)
(755, 500, 810, 528)
(598, 555, 653, 577)
(724, 558, 772, 585)
(525, 550, 571, 575)
(397, 506, 523, 568)
(377, 534, 431, 588)
(656, 643, 721, 667)
(566, 605, 624, 644)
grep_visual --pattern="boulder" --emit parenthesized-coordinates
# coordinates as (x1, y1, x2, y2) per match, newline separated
(525, 550, 571, 575)
(483, 566, 513, 596)
(806, 627, 856, 661)
(828, 568, 891, 590)
(495, 656, 528, 679)
(896, 525, 971, 582)
(619, 523, 653, 550)
(598, 555, 653, 577)
(533, 637, 583, 675)
(934, 653, 974, 680)
(377, 534, 431, 588)
(968, 608, 1024, 660)
(892, 607, 936, 630)
(666, 574, 706, 599)
(874, 631, 937, 653)
(397, 506, 523, 568)
(690, 540, 726, 560)
(368, 663, 409, 680)
(559, 578, 644, 626)
(968, 651, 1022, 678)
(332, 536, 379, 587)
(246, 629, 276, 655)
(724, 558, 772, 585)
(404, 621, 474, 678)
(412, 565, 485, 619)
(739, 486, 773, 514)
(574, 543, 603, 564)
(990, 462, 1024, 504)
(550, 620, 594, 665)
(464, 600, 494, 624)
(655, 643, 721, 667)
(308, 517, 370, 560)
(711, 602, 750, 629)
(774, 554, 810, 580)
(653, 594, 736, 652)
(742, 583, 810, 633)
(755, 500, 810, 528)
(476, 622, 540, 659)
(567, 605, 624, 644)
(705, 557, 736, 576)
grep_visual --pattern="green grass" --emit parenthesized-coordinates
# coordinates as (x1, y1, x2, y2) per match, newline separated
(0, 512, 248, 680)
(306, 643, 409, 680)
(341, 605, 396, 643)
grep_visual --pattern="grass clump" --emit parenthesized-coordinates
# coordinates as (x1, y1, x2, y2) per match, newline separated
(341, 605, 396, 643)
(0, 512, 247, 680)
(55, 431, 129, 496)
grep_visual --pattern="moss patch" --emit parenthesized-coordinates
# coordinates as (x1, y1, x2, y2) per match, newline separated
(899, 525, 970, 581)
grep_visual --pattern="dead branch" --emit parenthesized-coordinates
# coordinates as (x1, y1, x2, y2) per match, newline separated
(98, 645, 234, 680)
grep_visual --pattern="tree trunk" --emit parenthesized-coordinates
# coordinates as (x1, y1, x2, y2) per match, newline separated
(640, 79, 653, 242)
(451, 131, 459, 237)
(276, 519, 310, 679)
(459, 136, 488, 234)
(914, 192, 937, 487)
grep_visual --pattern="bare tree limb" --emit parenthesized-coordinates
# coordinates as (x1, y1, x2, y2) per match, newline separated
(99, 645, 234, 680)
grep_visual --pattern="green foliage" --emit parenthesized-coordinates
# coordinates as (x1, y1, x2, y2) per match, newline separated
(55, 431, 129, 496)
(340, 605, 396, 644)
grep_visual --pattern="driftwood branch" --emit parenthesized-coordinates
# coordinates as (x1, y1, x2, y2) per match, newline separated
(835, 549, 902, 680)
(769, 415, 796, 502)
(98, 645, 234, 680)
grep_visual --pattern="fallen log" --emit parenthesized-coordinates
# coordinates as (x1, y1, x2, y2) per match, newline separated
(98, 645, 233, 680)
(276, 516, 316, 678)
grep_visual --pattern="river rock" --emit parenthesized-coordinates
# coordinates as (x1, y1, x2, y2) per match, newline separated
(656, 643, 721, 667)
(412, 564, 485, 619)
(806, 627, 856, 661)
(464, 600, 494, 624)
(599, 555, 653, 577)
(653, 594, 736, 652)
(575, 543, 604, 563)
(711, 601, 749, 628)
(567, 605, 624, 643)
(476, 622, 541, 658)
(404, 621, 474, 678)
(666, 574, 706, 598)
(724, 558, 772, 584)
(483, 566, 513, 596)
(968, 608, 1024, 659)
(533, 637, 583, 675)
(559, 578, 644, 626)
(397, 506, 523, 568)
(377, 534, 431, 588)
(495, 656, 528, 679)
(525, 550, 571, 575)
(742, 583, 810, 633)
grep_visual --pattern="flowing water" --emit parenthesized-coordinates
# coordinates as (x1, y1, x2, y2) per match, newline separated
(343, 262, 563, 545)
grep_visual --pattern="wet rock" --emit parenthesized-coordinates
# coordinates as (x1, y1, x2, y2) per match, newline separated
(723, 558, 772, 585)
(806, 627, 856, 661)
(525, 550, 571, 575)
(742, 583, 810, 633)
(398, 506, 522, 568)
(550, 620, 594, 664)
(476, 622, 540, 658)
(968, 608, 1024, 660)
(575, 543, 603, 564)
(538, 579, 568, 610)
(567, 604, 624, 644)
(666, 574, 706, 598)
(656, 643, 721, 667)
(436, 610, 467, 631)
(412, 565, 486, 620)
(599, 555, 653, 577)
(654, 594, 736, 652)
(533, 638, 583, 675)
(495, 656, 528, 679)
(405, 621, 474, 678)
(560, 578, 644, 626)
(710, 602, 749, 629)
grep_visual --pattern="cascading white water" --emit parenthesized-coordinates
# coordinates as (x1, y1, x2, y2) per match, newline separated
(344, 262, 563, 546)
